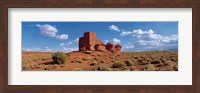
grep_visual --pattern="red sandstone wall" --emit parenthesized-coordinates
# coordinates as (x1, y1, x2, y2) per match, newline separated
(96, 40, 103, 45)
(79, 32, 96, 51)
(79, 32, 122, 53)
(94, 44, 107, 52)
(79, 37, 85, 51)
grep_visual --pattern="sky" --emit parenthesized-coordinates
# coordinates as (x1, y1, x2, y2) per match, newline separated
(22, 22, 178, 52)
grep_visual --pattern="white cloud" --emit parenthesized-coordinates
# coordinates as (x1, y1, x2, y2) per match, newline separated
(104, 40, 109, 44)
(22, 47, 53, 52)
(75, 38, 79, 42)
(59, 43, 65, 47)
(56, 34, 68, 40)
(120, 29, 155, 36)
(121, 29, 178, 52)
(62, 47, 78, 52)
(36, 24, 58, 37)
(59, 43, 78, 52)
(67, 38, 79, 45)
(109, 25, 120, 32)
(161, 34, 178, 43)
(36, 24, 68, 40)
(22, 48, 32, 51)
(104, 38, 121, 44)
(44, 46, 52, 52)
(120, 31, 132, 36)
(22, 48, 41, 52)
(112, 38, 121, 44)
(67, 42, 72, 45)
(123, 43, 135, 50)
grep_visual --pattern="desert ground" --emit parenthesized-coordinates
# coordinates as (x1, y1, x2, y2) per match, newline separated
(22, 51, 178, 71)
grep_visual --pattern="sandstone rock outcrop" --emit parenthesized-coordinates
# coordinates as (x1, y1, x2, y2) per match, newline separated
(79, 32, 97, 51)
(94, 44, 107, 52)
(79, 32, 122, 54)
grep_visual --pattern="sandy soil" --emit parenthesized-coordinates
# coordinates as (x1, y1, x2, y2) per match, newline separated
(22, 51, 178, 71)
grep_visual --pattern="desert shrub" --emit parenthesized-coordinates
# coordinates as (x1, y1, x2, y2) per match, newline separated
(96, 65, 111, 71)
(133, 56, 138, 59)
(97, 54, 101, 56)
(82, 51, 91, 54)
(143, 57, 152, 62)
(99, 60, 104, 63)
(82, 58, 90, 61)
(48, 65, 57, 69)
(122, 67, 130, 71)
(66, 54, 70, 57)
(111, 62, 126, 68)
(137, 59, 148, 65)
(145, 64, 156, 71)
(167, 62, 178, 71)
(90, 61, 98, 66)
(44, 67, 49, 70)
(93, 58, 98, 61)
(137, 59, 143, 63)
(124, 60, 133, 66)
(72, 59, 82, 63)
(150, 59, 160, 64)
(52, 52, 66, 65)
(160, 58, 165, 62)
(22, 65, 26, 70)
(173, 63, 178, 71)
(130, 66, 136, 71)
(35, 65, 43, 69)
(164, 61, 171, 66)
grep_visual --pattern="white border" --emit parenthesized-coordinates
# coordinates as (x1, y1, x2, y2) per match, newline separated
(8, 8, 192, 85)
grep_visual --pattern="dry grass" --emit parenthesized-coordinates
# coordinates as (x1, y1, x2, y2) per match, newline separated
(22, 51, 178, 71)
(111, 61, 126, 68)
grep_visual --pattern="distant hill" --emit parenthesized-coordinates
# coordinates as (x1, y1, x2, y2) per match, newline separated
(144, 48, 178, 52)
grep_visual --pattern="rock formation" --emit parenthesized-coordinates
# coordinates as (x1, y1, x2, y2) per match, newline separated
(79, 32, 122, 54)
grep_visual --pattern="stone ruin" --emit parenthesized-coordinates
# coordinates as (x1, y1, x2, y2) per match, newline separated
(79, 32, 122, 54)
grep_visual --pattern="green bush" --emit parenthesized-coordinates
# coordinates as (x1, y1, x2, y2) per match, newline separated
(52, 52, 66, 64)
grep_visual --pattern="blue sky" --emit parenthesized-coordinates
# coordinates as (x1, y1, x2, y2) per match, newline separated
(22, 22, 178, 52)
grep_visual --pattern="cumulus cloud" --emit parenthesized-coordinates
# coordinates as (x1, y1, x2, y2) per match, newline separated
(59, 43, 78, 52)
(44, 46, 52, 52)
(122, 42, 135, 50)
(67, 38, 79, 45)
(59, 43, 65, 47)
(104, 38, 121, 44)
(22, 47, 52, 52)
(56, 34, 68, 40)
(36, 24, 58, 37)
(22, 48, 41, 52)
(36, 24, 68, 40)
(62, 47, 78, 52)
(22, 48, 32, 51)
(109, 25, 120, 32)
(121, 29, 178, 52)
(120, 29, 155, 36)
